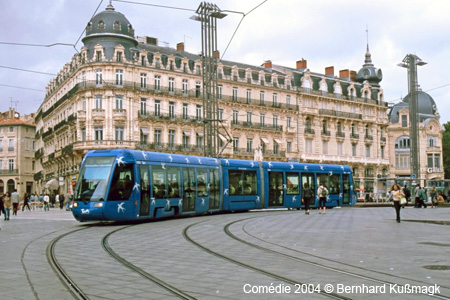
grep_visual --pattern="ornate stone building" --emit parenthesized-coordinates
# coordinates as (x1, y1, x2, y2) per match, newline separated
(0, 108, 36, 196)
(35, 4, 391, 196)
(387, 90, 444, 187)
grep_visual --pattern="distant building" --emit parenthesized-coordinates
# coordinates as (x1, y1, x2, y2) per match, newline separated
(387, 90, 444, 186)
(0, 108, 36, 196)
(35, 4, 390, 196)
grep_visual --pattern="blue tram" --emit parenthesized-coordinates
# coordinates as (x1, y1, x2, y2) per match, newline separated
(72, 149, 355, 222)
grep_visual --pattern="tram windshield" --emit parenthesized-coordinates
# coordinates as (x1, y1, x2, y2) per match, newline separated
(75, 156, 115, 202)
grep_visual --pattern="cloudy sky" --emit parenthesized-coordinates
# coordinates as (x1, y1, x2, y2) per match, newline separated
(1, 0, 449, 124)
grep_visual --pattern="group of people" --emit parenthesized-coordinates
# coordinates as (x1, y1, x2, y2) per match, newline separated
(301, 182, 329, 215)
(0, 191, 72, 221)
(388, 184, 446, 223)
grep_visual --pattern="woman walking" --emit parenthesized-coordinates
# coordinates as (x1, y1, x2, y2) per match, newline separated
(389, 184, 405, 223)
(3, 192, 11, 220)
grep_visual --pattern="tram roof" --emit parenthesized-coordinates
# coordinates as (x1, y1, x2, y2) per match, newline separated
(261, 161, 351, 173)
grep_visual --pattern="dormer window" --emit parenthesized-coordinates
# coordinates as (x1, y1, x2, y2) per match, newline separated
(128, 24, 134, 35)
(117, 52, 122, 62)
(113, 21, 121, 30)
(98, 20, 105, 29)
(86, 22, 92, 32)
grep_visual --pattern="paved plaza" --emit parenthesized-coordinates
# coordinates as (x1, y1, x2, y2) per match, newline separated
(0, 206, 449, 299)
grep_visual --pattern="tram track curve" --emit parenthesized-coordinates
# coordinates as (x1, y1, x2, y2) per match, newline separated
(225, 215, 450, 300)
(102, 225, 198, 300)
(182, 218, 352, 300)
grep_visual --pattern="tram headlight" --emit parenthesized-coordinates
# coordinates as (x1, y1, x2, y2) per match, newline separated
(73, 202, 78, 208)
(94, 202, 104, 208)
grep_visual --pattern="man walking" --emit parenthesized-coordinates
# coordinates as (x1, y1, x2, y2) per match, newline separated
(11, 189, 20, 216)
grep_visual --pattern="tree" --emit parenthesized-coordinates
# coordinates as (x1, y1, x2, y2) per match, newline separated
(443, 122, 450, 179)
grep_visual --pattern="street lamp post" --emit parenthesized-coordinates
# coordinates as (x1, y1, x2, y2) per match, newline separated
(191, 2, 227, 157)
(398, 54, 427, 186)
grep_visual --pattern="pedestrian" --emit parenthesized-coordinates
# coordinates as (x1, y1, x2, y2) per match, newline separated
(59, 193, 65, 209)
(11, 189, 20, 216)
(403, 184, 411, 203)
(317, 183, 329, 214)
(0, 194, 5, 218)
(43, 194, 50, 211)
(3, 192, 11, 220)
(430, 186, 438, 208)
(416, 186, 427, 208)
(22, 193, 31, 211)
(437, 192, 445, 206)
(302, 182, 314, 215)
(389, 183, 405, 223)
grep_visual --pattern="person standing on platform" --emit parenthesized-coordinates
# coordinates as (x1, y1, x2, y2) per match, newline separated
(317, 183, 329, 215)
(302, 182, 314, 215)
(430, 186, 438, 208)
(11, 189, 20, 216)
(389, 184, 405, 223)
(59, 193, 65, 209)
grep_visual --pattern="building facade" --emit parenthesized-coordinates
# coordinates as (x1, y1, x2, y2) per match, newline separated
(0, 108, 36, 196)
(35, 4, 400, 198)
(388, 90, 444, 187)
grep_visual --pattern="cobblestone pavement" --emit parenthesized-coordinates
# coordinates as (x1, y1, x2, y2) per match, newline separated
(0, 206, 449, 299)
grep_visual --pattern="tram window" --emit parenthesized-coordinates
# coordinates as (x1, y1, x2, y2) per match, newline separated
(152, 166, 166, 198)
(182, 168, 195, 212)
(197, 169, 209, 197)
(108, 163, 134, 200)
(228, 170, 257, 195)
(329, 174, 340, 194)
(167, 167, 180, 198)
(317, 173, 329, 191)
(286, 172, 299, 195)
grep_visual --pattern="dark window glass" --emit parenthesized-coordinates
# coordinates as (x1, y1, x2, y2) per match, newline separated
(228, 170, 257, 196)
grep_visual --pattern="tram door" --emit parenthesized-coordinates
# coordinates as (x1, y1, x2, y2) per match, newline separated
(268, 172, 284, 207)
(301, 173, 316, 206)
(139, 165, 150, 217)
(182, 168, 195, 212)
(342, 174, 350, 205)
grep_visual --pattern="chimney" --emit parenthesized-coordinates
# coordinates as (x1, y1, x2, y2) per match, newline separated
(325, 66, 334, 77)
(350, 70, 357, 82)
(339, 69, 350, 79)
(296, 59, 307, 70)
(264, 60, 272, 69)
(177, 42, 185, 52)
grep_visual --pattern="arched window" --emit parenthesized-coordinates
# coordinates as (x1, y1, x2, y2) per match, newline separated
(86, 22, 92, 32)
(349, 88, 355, 100)
(351, 123, 355, 135)
(303, 79, 311, 92)
(113, 21, 121, 30)
(365, 125, 370, 137)
(0, 179, 4, 195)
(98, 20, 105, 29)
(7, 179, 15, 194)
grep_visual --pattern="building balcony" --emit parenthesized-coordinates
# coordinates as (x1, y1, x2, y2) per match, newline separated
(350, 133, 360, 140)
(365, 134, 373, 142)
(92, 109, 106, 121)
(304, 128, 315, 136)
(219, 94, 298, 111)
(231, 121, 283, 132)
(336, 131, 345, 139)
(113, 109, 127, 121)
(286, 126, 296, 133)
(322, 130, 331, 137)
(319, 109, 362, 120)
(380, 136, 386, 143)
(138, 112, 202, 125)
(73, 140, 136, 151)
(0, 169, 19, 175)
(426, 146, 441, 153)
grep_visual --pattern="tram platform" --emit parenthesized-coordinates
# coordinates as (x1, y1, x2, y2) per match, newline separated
(0, 206, 449, 299)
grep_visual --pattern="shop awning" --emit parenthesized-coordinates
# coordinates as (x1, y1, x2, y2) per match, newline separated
(197, 132, 204, 137)
(183, 131, 191, 136)
(261, 138, 269, 144)
(140, 128, 150, 135)
(274, 138, 282, 144)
